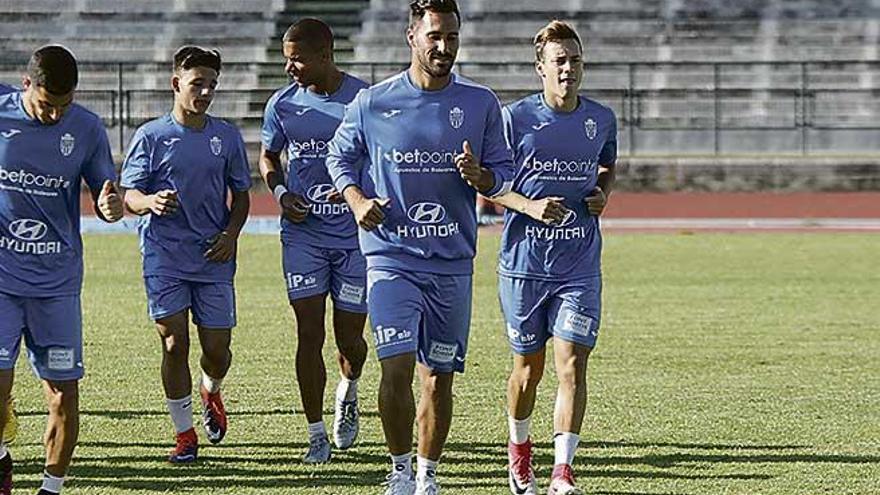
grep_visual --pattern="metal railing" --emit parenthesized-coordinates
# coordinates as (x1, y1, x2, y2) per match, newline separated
(1, 60, 878, 156)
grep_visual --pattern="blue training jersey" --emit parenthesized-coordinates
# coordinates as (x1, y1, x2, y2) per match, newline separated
(0, 90, 116, 297)
(327, 71, 515, 275)
(262, 73, 368, 249)
(121, 114, 252, 282)
(499, 94, 617, 281)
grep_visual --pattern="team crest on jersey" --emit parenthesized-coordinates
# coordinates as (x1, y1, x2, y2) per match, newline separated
(449, 107, 464, 129)
(584, 118, 597, 140)
(210, 136, 222, 156)
(60, 133, 75, 156)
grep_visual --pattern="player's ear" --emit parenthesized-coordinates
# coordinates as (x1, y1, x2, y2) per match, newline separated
(171, 74, 180, 93)
(406, 27, 415, 48)
(535, 60, 546, 79)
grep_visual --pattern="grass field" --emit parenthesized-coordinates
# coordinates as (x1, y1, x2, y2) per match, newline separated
(7, 232, 879, 494)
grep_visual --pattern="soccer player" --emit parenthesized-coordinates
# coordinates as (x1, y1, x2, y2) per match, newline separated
(0, 45, 124, 495)
(495, 21, 618, 495)
(0, 83, 18, 449)
(326, 1, 515, 493)
(259, 18, 370, 463)
(121, 46, 251, 463)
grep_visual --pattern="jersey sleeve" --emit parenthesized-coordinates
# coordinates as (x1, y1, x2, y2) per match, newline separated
(120, 126, 153, 192)
(81, 119, 116, 191)
(598, 111, 618, 166)
(226, 129, 252, 192)
(261, 93, 287, 153)
(327, 90, 368, 194)
(480, 96, 515, 198)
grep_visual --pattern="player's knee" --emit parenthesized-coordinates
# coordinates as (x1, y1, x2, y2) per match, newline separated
(421, 372, 453, 401)
(45, 381, 78, 415)
(556, 362, 586, 389)
(161, 333, 190, 359)
(510, 363, 543, 391)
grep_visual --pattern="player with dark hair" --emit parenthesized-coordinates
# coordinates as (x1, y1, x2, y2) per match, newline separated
(0, 44, 123, 495)
(327, 1, 516, 493)
(259, 18, 370, 463)
(495, 20, 618, 495)
(121, 45, 251, 463)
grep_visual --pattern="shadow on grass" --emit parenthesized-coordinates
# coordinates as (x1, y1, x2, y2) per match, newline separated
(8, 439, 878, 492)
(17, 407, 380, 419)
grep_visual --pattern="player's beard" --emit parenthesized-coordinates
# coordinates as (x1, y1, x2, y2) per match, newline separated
(422, 51, 455, 78)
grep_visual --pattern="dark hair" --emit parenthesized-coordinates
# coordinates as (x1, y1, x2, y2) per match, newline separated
(409, 0, 460, 28)
(534, 20, 583, 62)
(27, 45, 78, 95)
(282, 18, 334, 53)
(173, 45, 222, 74)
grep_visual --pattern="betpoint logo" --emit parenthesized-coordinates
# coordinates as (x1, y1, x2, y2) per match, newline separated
(307, 184, 336, 204)
(523, 156, 596, 175)
(407, 202, 446, 224)
(9, 219, 48, 241)
(291, 138, 329, 157)
(0, 165, 71, 190)
(379, 146, 458, 166)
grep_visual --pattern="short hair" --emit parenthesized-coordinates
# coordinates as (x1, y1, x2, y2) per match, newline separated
(27, 45, 78, 95)
(282, 18, 334, 53)
(533, 20, 583, 62)
(408, 0, 460, 28)
(173, 45, 222, 74)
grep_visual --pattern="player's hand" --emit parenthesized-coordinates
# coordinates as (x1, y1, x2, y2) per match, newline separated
(352, 197, 390, 231)
(149, 189, 178, 216)
(280, 192, 309, 224)
(455, 140, 491, 191)
(204, 231, 237, 263)
(524, 196, 567, 225)
(326, 188, 344, 204)
(585, 186, 608, 216)
(97, 180, 123, 222)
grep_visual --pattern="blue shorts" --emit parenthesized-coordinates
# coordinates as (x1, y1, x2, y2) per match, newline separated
(0, 292, 83, 381)
(366, 268, 472, 373)
(144, 276, 236, 328)
(282, 242, 367, 313)
(498, 275, 602, 354)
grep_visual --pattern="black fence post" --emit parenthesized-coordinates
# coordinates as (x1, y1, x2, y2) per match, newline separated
(714, 63, 721, 155)
(117, 62, 124, 156)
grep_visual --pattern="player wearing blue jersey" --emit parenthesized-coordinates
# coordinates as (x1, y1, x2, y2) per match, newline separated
(121, 46, 251, 464)
(493, 21, 618, 495)
(259, 18, 370, 464)
(0, 45, 123, 495)
(326, 1, 515, 493)
(0, 83, 18, 451)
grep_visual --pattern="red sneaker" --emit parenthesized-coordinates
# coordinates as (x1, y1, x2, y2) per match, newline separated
(168, 428, 198, 463)
(508, 439, 537, 495)
(200, 385, 227, 444)
(547, 464, 583, 495)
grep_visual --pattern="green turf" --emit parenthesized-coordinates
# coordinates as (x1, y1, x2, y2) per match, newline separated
(7, 233, 879, 494)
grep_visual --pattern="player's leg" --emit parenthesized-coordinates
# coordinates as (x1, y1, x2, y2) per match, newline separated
(499, 276, 551, 495)
(413, 273, 472, 494)
(40, 379, 78, 492)
(368, 268, 421, 494)
(546, 280, 601, 495)
(328, 248, 368, 449)
(23, 295, 85, 493)
(192, 281, 236, 447)
(283, 242, 334, 462)
(147, 276, 197, 463)
(0, 292, 23, 495)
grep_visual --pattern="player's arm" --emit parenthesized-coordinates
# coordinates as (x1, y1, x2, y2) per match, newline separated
(91, 180, 123, 223)
(123, 188, 178, 216)
(491, 191, 567, 225)
(205, 189, 249, 262)
(341, 185, 389, 231)
(259, 146, 308, 224)
(456, 97, 516, 196)
(585, 162, 616, 216)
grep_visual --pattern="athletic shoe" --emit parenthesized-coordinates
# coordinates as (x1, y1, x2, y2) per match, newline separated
(547, 464, 583, 495)
(36, 490, 58, 495)
(382, 468, 416, 495)
(0, 451, 12, 495)
(200, 385, 227, 444)
(2, 397, 17, 445)
(302, 434, 331, 464)
(332, 398, 359, 449)
(168, 428, 198, 463)
(415, 474, 439, 495)
(508, 439, 537, 495)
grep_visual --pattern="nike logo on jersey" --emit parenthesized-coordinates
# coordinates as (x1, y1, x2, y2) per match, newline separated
(531, 122, 550, 131)
(163, 138, 181, 147)
(382, 109, 402, 118)
(0, 129, 21, 138)
(295, 107, 311, 116)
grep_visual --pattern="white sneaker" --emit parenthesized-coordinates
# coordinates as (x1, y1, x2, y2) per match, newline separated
(332, 398, 359, 449)
(302, 434, 331, 464)
(415, 475, 440, 495)
(383, 469, 416, 495)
